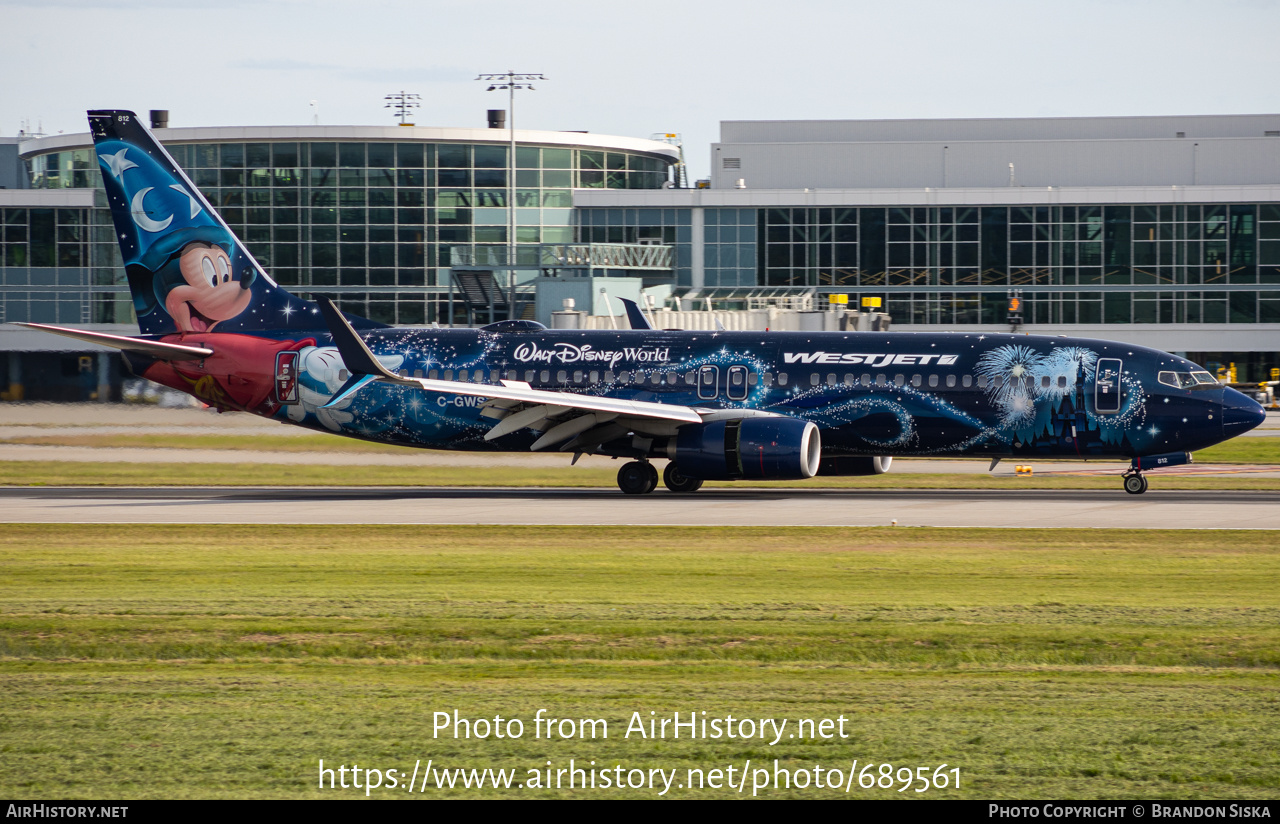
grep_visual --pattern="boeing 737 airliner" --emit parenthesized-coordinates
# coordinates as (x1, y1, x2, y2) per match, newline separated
(16, 111, 1267, 494)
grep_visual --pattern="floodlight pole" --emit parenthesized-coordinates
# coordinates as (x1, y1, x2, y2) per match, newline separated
(477, 71, 545, 320)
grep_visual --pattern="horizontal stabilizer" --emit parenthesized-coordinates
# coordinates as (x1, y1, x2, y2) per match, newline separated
(12, 322, 213, 360)
(316, 297, 415, 385)
(321, 373, 379, 409)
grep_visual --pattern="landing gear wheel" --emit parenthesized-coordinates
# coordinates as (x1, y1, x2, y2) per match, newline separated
(618, 460, 659, 495)
(663, 462, 704, 493)
(1123, 473, 1148, 495)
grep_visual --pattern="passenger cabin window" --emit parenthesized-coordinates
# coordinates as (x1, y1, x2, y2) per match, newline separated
(413, 369, 423, 378)
(1057, 376, 1067, 388)
(929, 374, 939, 388)
(810, 373, 820, 386)
(540, 370, 549, 383)
(977, 375, 988, 388)
(589, 370, 599, 384)
(911, 374, 922, 387)
(826, 373, 837, 386)
(946, 374, 956, 388)
(861, 374, 871, 386)
(844, 374, 855, 386)
(1041, 376, 1051, 388)
(524, 370, 535, 382)
(443, 369, 453, 381)
(963, 375, 973, 387)
(875, 374, 887, 387)
(557, 370, 567, 383)
(618, 371, 630, 382)
(428, 369, 438, 380)
(779, 373, 789, 386)
(762, 373, 774, 386)
(894, 374, 905, 387)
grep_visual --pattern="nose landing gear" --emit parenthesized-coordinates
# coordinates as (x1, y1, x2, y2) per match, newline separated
(617, 460, 659, 494)
(1122, 472, 1148, 495)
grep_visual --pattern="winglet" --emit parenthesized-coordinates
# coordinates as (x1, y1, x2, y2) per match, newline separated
(314, 296, 415, 408)
(316, 297, 412, 384)
(619, 298, 654, 330)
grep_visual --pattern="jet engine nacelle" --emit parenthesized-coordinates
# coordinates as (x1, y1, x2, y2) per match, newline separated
(665, 416, 821, 480)
(818, 455, 894, 476)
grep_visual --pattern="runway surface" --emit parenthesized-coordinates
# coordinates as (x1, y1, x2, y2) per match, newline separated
(2, 486, 1277, 528)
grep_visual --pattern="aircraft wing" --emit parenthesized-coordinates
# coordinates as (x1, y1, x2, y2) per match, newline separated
(11, 322, 214, 360)
(315, 298, 703, 452)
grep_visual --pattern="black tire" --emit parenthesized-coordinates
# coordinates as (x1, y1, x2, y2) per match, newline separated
(663, 462, 704, 493)
(1123, 473, 1147, 495)
(618, 461, 657, 495)
(642, 461, 659, 494)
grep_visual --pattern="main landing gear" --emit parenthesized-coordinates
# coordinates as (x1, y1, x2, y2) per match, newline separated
(662, 462, 704, 493)
(1122, 472, 1148, 495)
(617, 460, 659, 495)
(616, 461, 705, 494)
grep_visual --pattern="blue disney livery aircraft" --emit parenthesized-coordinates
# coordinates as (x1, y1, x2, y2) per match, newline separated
(18, 111, 1268, 494)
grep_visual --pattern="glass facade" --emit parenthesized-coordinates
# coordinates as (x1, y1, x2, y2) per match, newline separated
(577, 202, 1280, 324)
(703, 208, 758, 287)
(11, 136, 672, 325)
(0, 206, 122, 324)
(576, 207, 692, 282)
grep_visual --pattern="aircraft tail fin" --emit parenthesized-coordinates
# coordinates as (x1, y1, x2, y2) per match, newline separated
(87, 109, 382, 337)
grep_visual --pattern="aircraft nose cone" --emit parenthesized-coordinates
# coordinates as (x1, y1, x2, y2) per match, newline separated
(1221, 388, 1266, 436)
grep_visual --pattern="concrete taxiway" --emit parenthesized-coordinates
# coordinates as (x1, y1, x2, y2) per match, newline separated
(1, 486, 1276, 529)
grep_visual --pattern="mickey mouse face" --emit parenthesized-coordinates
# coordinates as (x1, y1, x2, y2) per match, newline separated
(166, 243, 252, 332)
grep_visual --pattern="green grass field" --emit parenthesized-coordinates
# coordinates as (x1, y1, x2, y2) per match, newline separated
(1, 525, 1278, 799)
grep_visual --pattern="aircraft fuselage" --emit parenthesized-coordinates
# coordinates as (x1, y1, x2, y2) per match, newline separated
(131, 326, 1261, 465)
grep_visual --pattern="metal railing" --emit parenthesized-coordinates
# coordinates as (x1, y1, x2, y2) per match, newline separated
(451, 243, 673, 271)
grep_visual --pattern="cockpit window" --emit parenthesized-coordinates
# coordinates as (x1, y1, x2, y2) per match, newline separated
(1191, 370, 1219, 386)
(1158, 370, 1220, 389)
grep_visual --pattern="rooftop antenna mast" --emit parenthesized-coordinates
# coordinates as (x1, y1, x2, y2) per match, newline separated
(384, 91, 421, 126)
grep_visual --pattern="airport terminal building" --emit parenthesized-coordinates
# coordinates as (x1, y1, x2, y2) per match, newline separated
(2, 111, 1279, 399)
(577, 115, 1280, 382)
